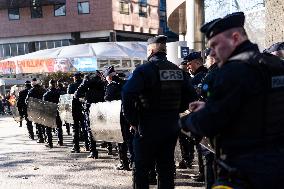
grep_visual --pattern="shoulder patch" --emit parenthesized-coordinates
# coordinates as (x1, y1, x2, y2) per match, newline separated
(159, 70, 184, 81)
(272, 75, 284, 88)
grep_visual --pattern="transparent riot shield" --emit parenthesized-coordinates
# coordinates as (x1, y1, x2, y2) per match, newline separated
(27, 97, 57, 128)
(89, 100, 123, 142)
(58, 94, 74, 124)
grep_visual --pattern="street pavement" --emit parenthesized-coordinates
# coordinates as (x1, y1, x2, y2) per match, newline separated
(0, 115, 204, 189)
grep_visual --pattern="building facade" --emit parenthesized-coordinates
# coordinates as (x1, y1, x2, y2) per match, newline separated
(0, 0, 176, 60)
(265, 0, 284, 46)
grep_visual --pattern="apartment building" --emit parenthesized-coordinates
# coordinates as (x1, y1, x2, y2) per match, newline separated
(0, 0, 176, 60)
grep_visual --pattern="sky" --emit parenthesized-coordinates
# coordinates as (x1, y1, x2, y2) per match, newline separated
(204, 0, 266, 49)
(205, 0, 265, 22)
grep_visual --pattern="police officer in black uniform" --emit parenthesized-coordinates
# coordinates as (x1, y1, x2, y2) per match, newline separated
(68, 72, 89, 153)
(43, 79, 62, 148)
(181, 12, 284, 189)
(17, 80, 34, 140)
(75, 72, 105, 158)
(104, 66, 133, 171)
(122, 35, 197, 189)
(198, 48, 219, 189)
(26, 78, 46, 143)
(185, 51, 208, 88)
(178, 52, 207, 171)
(179, 52, 208, 182)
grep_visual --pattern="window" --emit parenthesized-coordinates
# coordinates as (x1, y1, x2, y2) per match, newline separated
(78, 1, 90, 14)
(24, 43, 29, 54)
(62, 40, 70, 46)
(54, 41, 62, 48)
(109, 60, 121, 68)
(47, 41, 55, 49)
(17, 43, 25, 55)
(138, 0, 147, 17)
(10, 44, 17, 57)
(139, 0, 147, 6)
(31, 6, 42, 18)
(119, 1, 129, 15)
(35, 42, 40, 51)
(134, 60, 142, 67)
(8, 8, 20, 20)
(0, 45, 3, 58)
(98, 60, 109, 69)
(39, 41, 47, 50)
(160, 0, 166, 11)
(122, 60, 131, 68)
(3, 44, 11, 57)
(54, 4, 66, 16)
(160, 10, 167, 33)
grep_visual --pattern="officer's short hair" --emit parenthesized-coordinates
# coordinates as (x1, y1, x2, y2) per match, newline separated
(147, 35, 167, 54)
(147, 35, 167, 45)
(223, 27, 248, 38)
(148, 43, 167, 54)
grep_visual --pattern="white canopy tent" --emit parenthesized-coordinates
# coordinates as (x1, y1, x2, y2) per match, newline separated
(0, 42, 147, 74)
(1, 42, 147, 61)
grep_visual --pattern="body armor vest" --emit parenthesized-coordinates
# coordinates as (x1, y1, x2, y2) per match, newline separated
(223, 52, 284, 154)
(140, 60, 184, 111)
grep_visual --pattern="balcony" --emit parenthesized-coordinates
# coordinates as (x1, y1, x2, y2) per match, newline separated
(0, 0, 65, 9)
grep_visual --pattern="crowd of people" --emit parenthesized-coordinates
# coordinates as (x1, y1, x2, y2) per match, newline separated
(6, 11, 284, 189)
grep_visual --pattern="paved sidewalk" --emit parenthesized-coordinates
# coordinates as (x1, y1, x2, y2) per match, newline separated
(0, 116, 204, 189)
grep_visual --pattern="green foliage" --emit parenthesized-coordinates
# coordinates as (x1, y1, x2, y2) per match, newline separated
(42, 72, 73, 86)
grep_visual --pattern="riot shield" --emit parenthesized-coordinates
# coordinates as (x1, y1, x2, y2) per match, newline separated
(58, 94, 74, 124)
(11, 105, 21, 123)
(27, 97, 57, 128)
(89, 100, 123, 142)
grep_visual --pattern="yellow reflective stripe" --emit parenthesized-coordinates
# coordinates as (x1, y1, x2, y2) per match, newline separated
(212, 185, 234, 189)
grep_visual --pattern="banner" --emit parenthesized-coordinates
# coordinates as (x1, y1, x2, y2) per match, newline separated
(72, 57, 98, 72)
(16, 59, 55, 74)
(0, 61, 16, 74)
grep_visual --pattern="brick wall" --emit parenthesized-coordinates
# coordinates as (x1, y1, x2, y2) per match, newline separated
(265, 0, 284, 46)
(0, 0, 160, 39)
(0, 0, 114, 38)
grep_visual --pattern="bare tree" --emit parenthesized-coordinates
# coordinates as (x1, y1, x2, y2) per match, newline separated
(205, 0, 265, 21)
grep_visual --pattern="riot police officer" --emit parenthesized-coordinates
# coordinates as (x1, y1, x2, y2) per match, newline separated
(26, 78, 46, 143)
(75, 72, 105, 158)
(104, 66, 133, 171)
(179, 52, 208, 183)
(185, 51, 208, 88)
(17, 80, 34, 139)
(181, 12, 284, 189)
(67, 72, 89, 153)
(122, 35, 197, 189)
(43, 79, 63, 148)
(198, 48, 219, 189)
